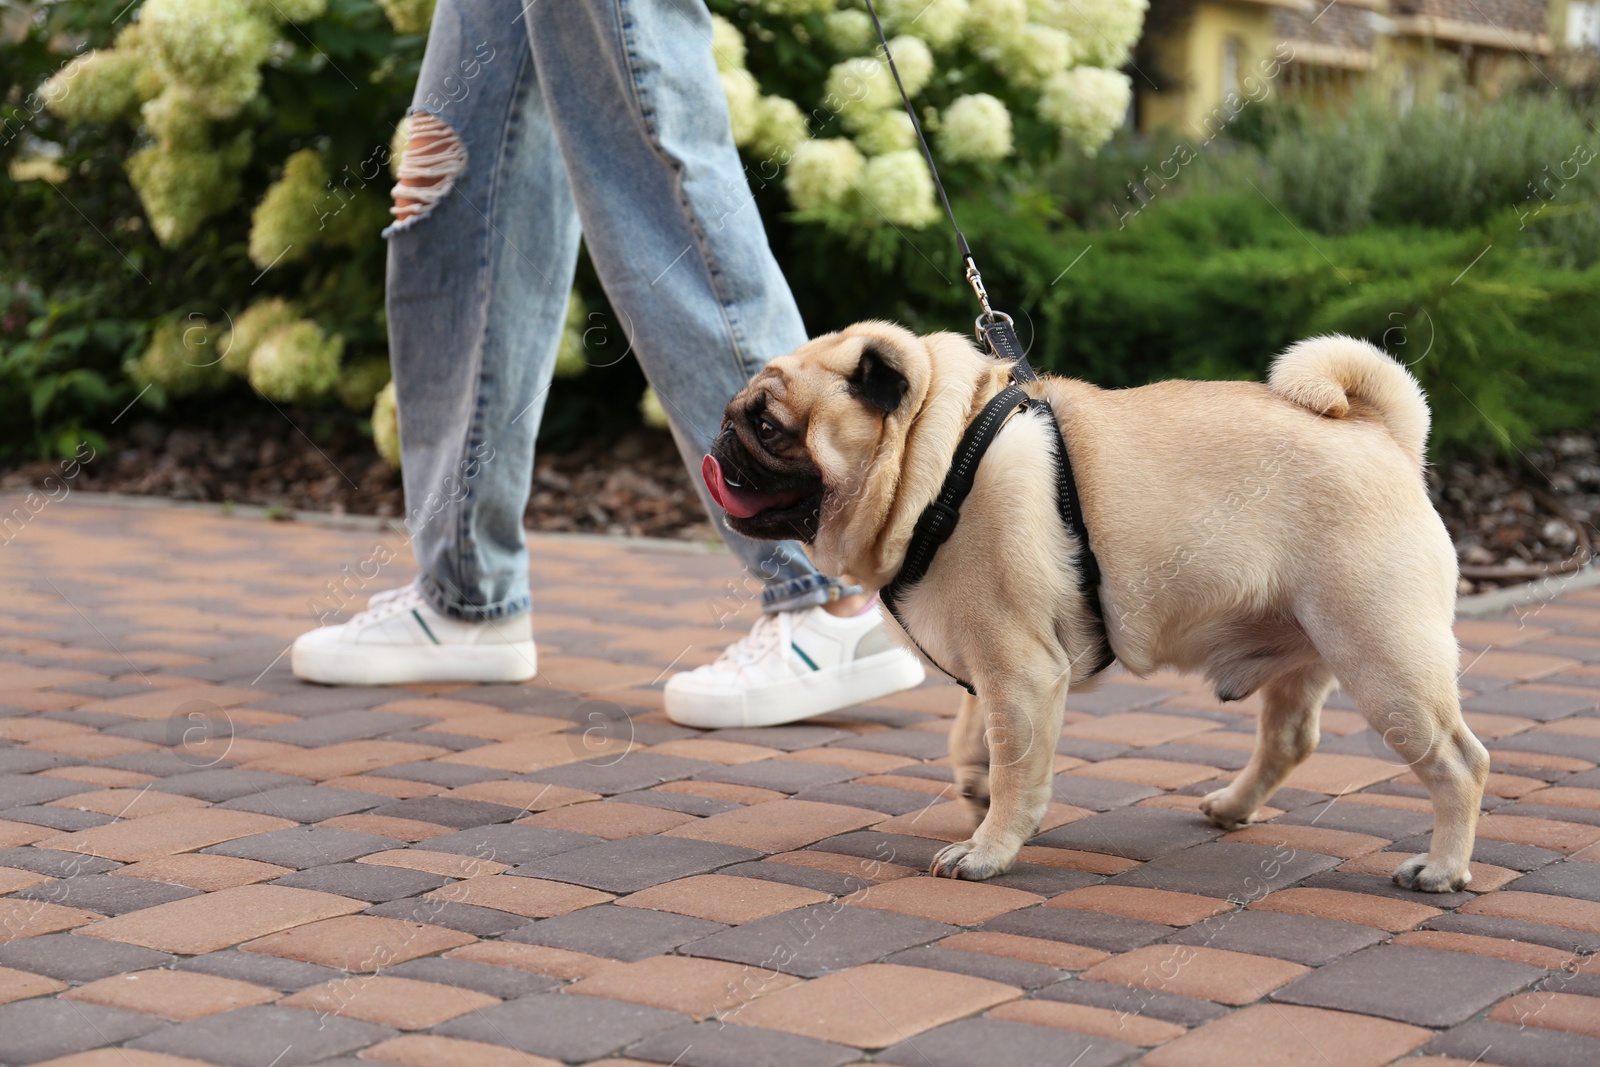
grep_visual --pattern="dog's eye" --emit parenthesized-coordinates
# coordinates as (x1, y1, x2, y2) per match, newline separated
(757, 418, 778, 440)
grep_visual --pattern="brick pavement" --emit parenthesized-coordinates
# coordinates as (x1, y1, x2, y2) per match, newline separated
(1, 498, 1599, 1066)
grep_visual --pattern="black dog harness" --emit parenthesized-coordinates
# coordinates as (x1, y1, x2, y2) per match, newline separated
(878, 374, 1116, 696)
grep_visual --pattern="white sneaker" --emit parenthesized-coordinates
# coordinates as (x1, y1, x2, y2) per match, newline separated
(292, 584, 536, 685)
(664, 602, 926, 729)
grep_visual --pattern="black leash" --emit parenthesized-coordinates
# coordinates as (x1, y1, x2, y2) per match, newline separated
(864, 1, 1114, 692)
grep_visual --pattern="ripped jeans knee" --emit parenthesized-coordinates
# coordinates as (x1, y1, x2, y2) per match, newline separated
(389, 112, 467, 228)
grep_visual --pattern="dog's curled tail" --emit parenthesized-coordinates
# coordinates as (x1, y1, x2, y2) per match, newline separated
(1268, 334, 1431, 463)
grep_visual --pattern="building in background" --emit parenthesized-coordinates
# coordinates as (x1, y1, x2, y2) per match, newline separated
(1133, 0, 1594, 137)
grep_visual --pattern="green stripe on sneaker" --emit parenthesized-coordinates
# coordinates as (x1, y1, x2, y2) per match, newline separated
(791, 642, 820, 671)
(411, 609, 441, 645)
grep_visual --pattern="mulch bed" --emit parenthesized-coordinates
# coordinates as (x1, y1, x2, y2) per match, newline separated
(4, 412, 1595, 594)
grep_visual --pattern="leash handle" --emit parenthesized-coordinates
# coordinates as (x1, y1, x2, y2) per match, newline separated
(860, 0, 1023, 364)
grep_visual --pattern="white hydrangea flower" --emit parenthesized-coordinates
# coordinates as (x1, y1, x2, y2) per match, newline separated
(756, 0, 834, 16)
(884, 36, 933, 97)
(41, 49, 143, 126)
(221, 297, 298, 376)
(823, 9, 875, 54)
(1052, 0, 1147, 68)
(259, 0, 329, 22)
(852, 109, 916, 156)
(337, 358, 392, 412)
(555, 291, 588, 378)
(858, 149, 939, 227)
(371, 381, 401, 468)
(997, 24, 1073, 88)
(249, 319, 343, 404)
(785, 137, 865, 212)
(710, 14, 747, 73)
(248, 149, 329, 268)
(129, 317, 228, 396)
(639, 387, 670, 431)
(140, 0, 275, 92)
(1038, 66, 1131, 154)
(126, 144, 242, 246)
(751, 95, 810, 162)
(826, 57, 898, 122)
(720, 68, 761, 147)
(881, 0, 969, 51)
(939, 93, 1013, 161)
(376, 0, 435, 34)
(968, 0, 1028, 46)
(141, 88, 210, 151)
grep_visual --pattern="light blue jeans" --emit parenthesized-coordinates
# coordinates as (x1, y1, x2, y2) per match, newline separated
(385, 0, 850, 621)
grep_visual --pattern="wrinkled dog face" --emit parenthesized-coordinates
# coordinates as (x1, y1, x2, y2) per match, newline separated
(703, 323, 918, 546)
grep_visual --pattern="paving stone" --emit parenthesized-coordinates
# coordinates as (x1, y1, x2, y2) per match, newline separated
(876, 1017, 1135, 1067)
(1142, 1002, 1431, 1067)
(413, 824, 602, 867)
(625, 1020, 860, 1067)
(1500, 803, 1600, 827)
(176, 949, 345, 992)
(364, 898, 529, 937)
(11, 873, 199, 915)
(611, 789, 740, 817)
(804, 831, 947, 870)
(1465, 689, 1600, 719)
(526, 754, 717, 795)
(0, 932, 174, 982)
(375, 761, 513, 787)
(2, 806, 112, 831)
(1386, 837, 1568, 872)
(246, 709, 430, 745)
(1055, 738, 1135, 761)
(0, 752, 72, 774)
(1106, 842, 1343, 899)
(717, 859, 872, 897)
(1164, 908, 1388, 965)
(980, 864, 1103, 895)
(1036, 976, 1230, 1026)
(506, 904, 725, 962)
(100, 751, 234, 777)
(830, 730, 949, 760)
(366, 796, 524, 828)
(218, 785, 381, 822)
(203, 826, 402, 869)
(271, 861, 449, 902)
(1272, 944, 1543, 1026)
(384, 729, 490, 752)
(128, 1004, 396, 1067)
(791, 783, 940, 815)
(1080, 943, 1310, 1005)
(1049, 776, 1161, 810)
(247, 688, 400, 715)
(1274, 801, 1435, 838)
(149, 769, 310, 802)
(0, 996, 165, 1064)
(700, 760, 859, 794)
(978, 907, 1173, 953)
(431, 992, 686, 1062)
(1424, 1019, 1600, 1067)
(1033, 806, 1224, 860)
(385, 956, 561, 999)
(525, 835, 762, 893)
(1505, 862, 1600, 902)
(703, 726, 851, 751)
(0, 774, 88, 809)
(1423, 912, 1600, 954)
(1297, 870, 1476, 910)
(75, 882, 366, 954)
(1138, 743, 1251, 771)
(0, 847, 119, 877)
(680, 903, 954, 977)
(882, 945, 1066, 989)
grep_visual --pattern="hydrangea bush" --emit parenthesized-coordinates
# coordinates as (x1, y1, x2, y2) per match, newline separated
(711, 0, 1145, 231)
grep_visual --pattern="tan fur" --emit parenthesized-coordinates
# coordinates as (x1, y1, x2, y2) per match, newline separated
(731, 321, 1487, 888)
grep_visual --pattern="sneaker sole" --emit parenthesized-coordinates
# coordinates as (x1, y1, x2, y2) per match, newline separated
(664, 649, 927, 729)
(292, 641, 537, 686)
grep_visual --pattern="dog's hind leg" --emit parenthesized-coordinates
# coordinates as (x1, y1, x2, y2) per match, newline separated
(932, 673, 1065, 880)
(1201, 659, 1336, 830)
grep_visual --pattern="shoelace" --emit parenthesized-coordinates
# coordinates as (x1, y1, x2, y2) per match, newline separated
(708, 610, 797, 674)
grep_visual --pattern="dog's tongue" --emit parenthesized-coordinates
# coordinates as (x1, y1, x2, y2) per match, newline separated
(702, 455, 805, 519)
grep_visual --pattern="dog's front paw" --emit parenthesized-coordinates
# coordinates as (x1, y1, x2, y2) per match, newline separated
(1392, 852, 1471, 893)
(929, 837, 1019, 881)
(1199, 787, 1257, 831)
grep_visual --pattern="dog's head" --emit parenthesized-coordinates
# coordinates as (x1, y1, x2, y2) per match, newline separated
(703, 321, 998, 581)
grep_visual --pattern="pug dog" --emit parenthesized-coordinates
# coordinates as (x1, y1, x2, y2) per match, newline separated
(702, 321, 1487, 891)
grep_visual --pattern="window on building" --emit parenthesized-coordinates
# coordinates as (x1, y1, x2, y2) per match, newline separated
(1570, 2, 1600, 49)
(1222, 36, 1241, 109)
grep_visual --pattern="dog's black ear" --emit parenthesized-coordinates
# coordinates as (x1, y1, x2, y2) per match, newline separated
(848, 343, 909, 414)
